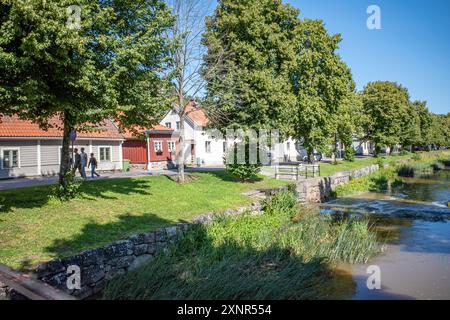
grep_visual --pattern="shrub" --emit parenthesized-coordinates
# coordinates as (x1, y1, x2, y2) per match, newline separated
(263, 190, 298, 216)
(51, 171, 81, 201)
(224, 142, 262, 181)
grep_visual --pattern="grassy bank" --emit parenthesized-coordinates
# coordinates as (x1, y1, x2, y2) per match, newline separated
(0, 172, 290, 269)
(335, 150, 450, 197)
(103, 190, 380, 300)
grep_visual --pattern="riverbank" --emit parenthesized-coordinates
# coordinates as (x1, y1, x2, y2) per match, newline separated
(103, 190, 380, 300)
(334, 151, 450, 197)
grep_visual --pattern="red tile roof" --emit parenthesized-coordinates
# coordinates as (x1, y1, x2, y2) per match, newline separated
(0, 115, 123, 139)
(122, 124, 173, 139)
(184, 101, 209, 126)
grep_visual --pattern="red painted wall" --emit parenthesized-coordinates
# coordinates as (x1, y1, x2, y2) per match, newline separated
(123, 134, 179, 165)
(122, 140, 147, 163)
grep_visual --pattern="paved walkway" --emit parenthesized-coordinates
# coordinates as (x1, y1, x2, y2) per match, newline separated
(0, 167, 226, 191)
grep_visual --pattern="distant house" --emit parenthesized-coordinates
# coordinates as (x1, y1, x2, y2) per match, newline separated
(122, 124, 178, 170)
(160, 101, 229, 167)
(0, 115, 124, 179)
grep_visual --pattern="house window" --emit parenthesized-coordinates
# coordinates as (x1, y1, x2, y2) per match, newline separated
(205, 141, 211, 153)
(2, 149, 19, 168)
(223, 141, 227, 153)
(154, 141, 162, 153)
(176, 121, 181, 130)
(99, 147, 111, 162)
(286, 142, 290, 152)
(165, 122, 172, 129)
(168, 141, 176, 153)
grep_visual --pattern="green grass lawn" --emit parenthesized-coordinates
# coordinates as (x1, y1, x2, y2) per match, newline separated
(0, 172, 290, 269)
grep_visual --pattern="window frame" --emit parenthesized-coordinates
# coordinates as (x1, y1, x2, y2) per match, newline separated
(165, 122, 172, 129)
(205, 141, 211, 153)
(98, 146, 112, 163)
(1, 148, 20, 169)
(176, 121, 181, 130)
(167, 140, 176, 153)
(154, 141, 163, 153)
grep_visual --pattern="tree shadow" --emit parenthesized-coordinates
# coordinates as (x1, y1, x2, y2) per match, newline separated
(39, 212, 175, 268)
(0, 177, 154, 213)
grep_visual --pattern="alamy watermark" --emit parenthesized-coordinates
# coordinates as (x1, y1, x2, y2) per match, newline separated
(66, 264, 81, 290)
(366, 265, 381, 290)
(66, 5, 81, 30)
(367, 5, 382, 30)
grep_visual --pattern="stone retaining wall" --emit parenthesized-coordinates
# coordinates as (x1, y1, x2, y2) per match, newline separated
(296, 164, 379, 203)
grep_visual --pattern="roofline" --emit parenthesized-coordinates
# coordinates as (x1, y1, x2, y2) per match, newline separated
(144, 130, 179, 135)
(0, 137, 124, 141)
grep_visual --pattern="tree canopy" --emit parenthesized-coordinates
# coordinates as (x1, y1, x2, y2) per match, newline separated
(0, 0, 174, 187)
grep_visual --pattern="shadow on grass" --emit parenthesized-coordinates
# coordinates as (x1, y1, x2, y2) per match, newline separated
(102, 223, 414, 300)
(37, 212, 175, 269)
(0, 177, 153, 213)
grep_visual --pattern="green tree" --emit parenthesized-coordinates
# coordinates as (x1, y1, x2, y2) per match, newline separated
(202, 0, 298, 133)
(288, 19, 355, 161)
(0, 0, 173, 190)
(337, 93, 364, 162)
(361, 81, 410, 156)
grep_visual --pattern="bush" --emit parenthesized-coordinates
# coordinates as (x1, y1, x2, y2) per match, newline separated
(263, 190, 298, 216)
(51, 171, 81, 201)
(224, 142, 262, 181)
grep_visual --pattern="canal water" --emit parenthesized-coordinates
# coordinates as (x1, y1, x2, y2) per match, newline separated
(321, 169, 450, 300)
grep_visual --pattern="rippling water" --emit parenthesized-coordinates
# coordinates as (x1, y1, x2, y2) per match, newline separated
(320, 169, 450, 300)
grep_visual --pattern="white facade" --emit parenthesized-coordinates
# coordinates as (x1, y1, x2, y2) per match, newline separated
(160, 109, 228, 166)
(0, 138, 123, 179)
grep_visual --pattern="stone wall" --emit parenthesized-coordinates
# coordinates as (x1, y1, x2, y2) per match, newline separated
(296, 164, 379, 203)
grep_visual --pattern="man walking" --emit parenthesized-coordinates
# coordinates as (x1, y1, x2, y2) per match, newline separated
(72, 148, 82, 177)
(88, 153, 100, 178)
(80, 147, 88, 179)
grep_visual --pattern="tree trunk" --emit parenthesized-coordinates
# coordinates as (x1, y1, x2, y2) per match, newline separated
(177, 96, 186, 183)
(333, 133, 338, 164)
(59, 111, 73, 188)
(374, 144, 381, 157)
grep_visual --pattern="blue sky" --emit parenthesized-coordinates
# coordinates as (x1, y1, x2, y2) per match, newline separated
(287, 0, 450, 114)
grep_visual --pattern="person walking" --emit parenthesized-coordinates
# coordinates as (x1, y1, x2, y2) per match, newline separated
(88, 153, 100, 178)
(72, 148, 82, 177)
(80, 147, 88, 179)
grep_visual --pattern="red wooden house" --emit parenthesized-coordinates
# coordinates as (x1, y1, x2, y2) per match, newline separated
(122, 124, 179, 170)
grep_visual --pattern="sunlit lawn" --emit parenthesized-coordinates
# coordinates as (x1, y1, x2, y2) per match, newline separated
(0, 171, 290, 269)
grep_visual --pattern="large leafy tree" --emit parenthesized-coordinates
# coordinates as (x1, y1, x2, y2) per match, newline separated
(287, 19, 355, 161)
(401, 100, 433, 150)
(429, 113, 450, 148)
(202, 0, 298, 133)
(0, 0, 173, 189)
(361, 81, 410, 156)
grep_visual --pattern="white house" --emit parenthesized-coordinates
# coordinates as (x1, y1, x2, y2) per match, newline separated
(0, 115, 124, 179)
(160, 101, 228, 167)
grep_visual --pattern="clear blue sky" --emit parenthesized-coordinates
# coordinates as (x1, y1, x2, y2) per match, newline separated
(287, 0, 450, 114)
